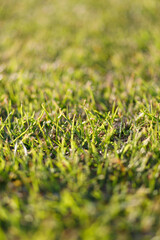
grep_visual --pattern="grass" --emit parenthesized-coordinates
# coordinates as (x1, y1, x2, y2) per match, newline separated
(0, 0, 160, 239)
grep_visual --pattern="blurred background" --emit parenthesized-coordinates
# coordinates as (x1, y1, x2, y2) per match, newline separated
(1, 0, 160, 73)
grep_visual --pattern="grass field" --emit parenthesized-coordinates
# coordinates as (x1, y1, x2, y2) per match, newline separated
(1, 0, 160, 239)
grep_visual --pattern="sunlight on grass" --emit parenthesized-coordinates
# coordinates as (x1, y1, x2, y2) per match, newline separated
(0, 0, 160, 239)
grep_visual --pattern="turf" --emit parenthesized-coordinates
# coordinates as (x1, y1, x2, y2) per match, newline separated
(0, 0, 160, 239)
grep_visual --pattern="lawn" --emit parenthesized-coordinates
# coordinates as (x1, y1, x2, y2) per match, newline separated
(0, 0, 160, 239)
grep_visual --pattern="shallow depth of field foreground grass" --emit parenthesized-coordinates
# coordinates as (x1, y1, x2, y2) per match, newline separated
(1, 0, 160, 239)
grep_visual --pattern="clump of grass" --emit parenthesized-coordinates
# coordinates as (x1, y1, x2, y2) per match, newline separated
(1, 0, 160, 239)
